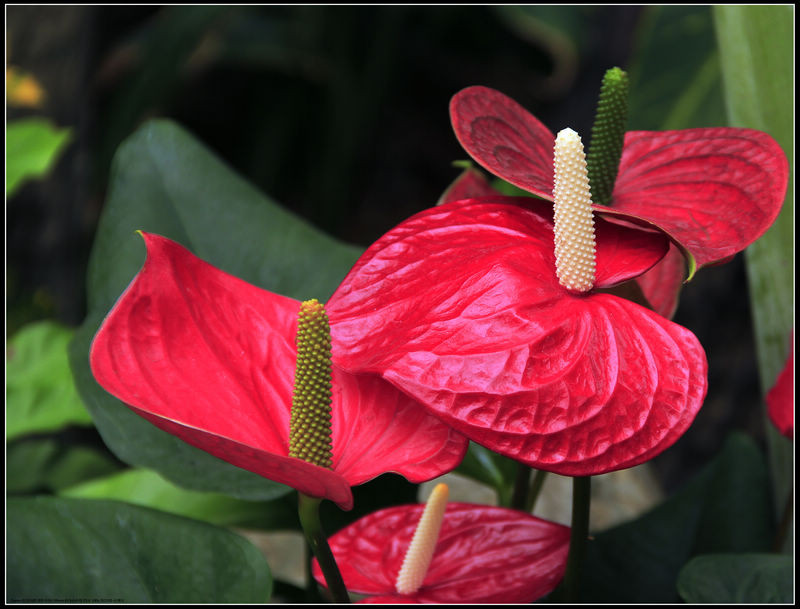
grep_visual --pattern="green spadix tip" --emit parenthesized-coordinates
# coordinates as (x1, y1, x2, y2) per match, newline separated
(289, 299, 334, 469)
(587, 66, 629, 207)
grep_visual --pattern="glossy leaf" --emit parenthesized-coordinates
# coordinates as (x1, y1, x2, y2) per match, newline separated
(312, 503, 570, 603)
(7, 496, 272, 603)
(89, 232, 467, 510)
(449, 85, 788, 275)
(70, 119, 363, 500)
(7, 321, 93, 441)
(329, 196, 707, 476)
(677, 554, 793, 603)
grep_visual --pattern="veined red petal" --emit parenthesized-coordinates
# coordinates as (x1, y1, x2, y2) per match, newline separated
(312, 503, 570, 603)
(450, 87, 788, 275)
(450, 86, 555, 200)
(611, 128, 788, 269)
(329, 198, 705, 475)
(90, 233, 467, 510)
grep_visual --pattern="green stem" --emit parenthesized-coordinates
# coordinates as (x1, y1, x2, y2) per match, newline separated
(562, 476, 592, 603)
(511, 463, 532, 510)
(772, 486, 794, 553)
(297, 493, 350, 603)
(526, 469, 548, 513)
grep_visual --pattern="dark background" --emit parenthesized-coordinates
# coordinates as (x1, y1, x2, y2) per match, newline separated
(6, 5, 764, 493)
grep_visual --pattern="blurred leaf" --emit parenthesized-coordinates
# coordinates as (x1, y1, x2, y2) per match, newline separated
(6, 320, 93, 442)
(6, 118, 72, 197)
(580, 432, 774, 602)
(677, 554, 793, 603)
(43, 446, 122, 491)
(492, 6, 592, 97)
(70, 119, 362, 500)
(455, 442, 517, 506)
(7, 496, 272, 603)
(99, 6, 230, 174)
(628, 6, 726, 130)
(6, 66, 46, 107)
(713, 4, 794, 542)
(7, 439, 120, 495)
(6, 439, 59, 494)
(61, 468, 299, 530)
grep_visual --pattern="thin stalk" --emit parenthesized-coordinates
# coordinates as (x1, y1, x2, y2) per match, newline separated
(511, 463, 532, 510)
(297, 493, 350, 603)
(562, 476, 591, 603)
(772, 488, 794, 553)
(526, 469, 548, 513)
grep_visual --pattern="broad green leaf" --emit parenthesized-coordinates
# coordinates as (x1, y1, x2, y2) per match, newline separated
(6, 118, 72, 197)
(69, 119, 361, 500)
(7, 496, 272, 603)
(580, 432, 774, 602)
(713, 4, 794, 540)
(628, 6, 726, 130)
(61, 468, 299, 530)
(6, 320, 93, 441)
(678, 554, 793, 603)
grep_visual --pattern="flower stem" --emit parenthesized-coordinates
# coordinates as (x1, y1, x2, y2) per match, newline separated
(526, 469, 548, 513)
(511, 463, 531, 510)
(297, 493, 350, 603)
(562, 476, 591, 603)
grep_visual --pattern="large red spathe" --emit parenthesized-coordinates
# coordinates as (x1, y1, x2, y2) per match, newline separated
(89, 233, 468, 510)
(328, 196, 708, 476)
(312, 502, 570, 604)
(450, 85, 788, 317)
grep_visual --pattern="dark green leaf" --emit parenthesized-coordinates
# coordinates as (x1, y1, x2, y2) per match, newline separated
(6, 118, 72, 197)
(677, 553, 793, 603)
(580, 432, 774, 602)
(7, 496, 272, 603)
(6, 321, 93, 441)
(70, 119, 362, 500)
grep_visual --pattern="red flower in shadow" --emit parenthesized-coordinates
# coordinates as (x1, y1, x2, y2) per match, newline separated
(767, 333, 794, 440)
(450, 86, 788, 317)
(89, 233, 468, 510)
(312, 501, 570, 604)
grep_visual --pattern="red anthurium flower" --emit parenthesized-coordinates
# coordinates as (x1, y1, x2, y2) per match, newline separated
(312, 486, 570, 603)
(766, 333, 794, 440)
(89, 232, 468, 511)
(327, 193, 708, 476)
(450, 85, 788, 317)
